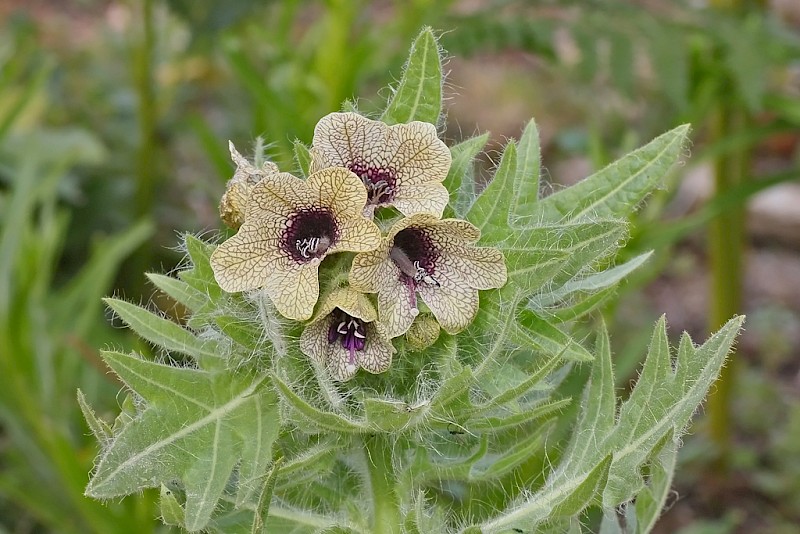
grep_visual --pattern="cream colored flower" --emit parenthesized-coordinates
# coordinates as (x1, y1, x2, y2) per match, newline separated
(300, 287, 395, 381)
(210, 167, 382, 321)
(311, 112, 451, 218)
(349, 214, 507, 337)
(219, 142, 280, 229)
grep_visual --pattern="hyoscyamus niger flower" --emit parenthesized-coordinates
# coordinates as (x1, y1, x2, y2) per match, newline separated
(349, 213, 507, 337)
(299, 287, 395, 381)
(311, 112, 451, 218)
(210, 167, 381, 321)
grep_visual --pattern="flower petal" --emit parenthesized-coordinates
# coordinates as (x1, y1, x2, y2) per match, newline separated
(429, 218, 482, 243)
(332, 288, 378, 323)
(308, 167, 369, 219)
(349, 244, 392, 293)
(359, 324, 394, 374)
(418, 268, 479, 335)
(331, 216, 382, 255)
(220, 143, 280, 228)
(312, 113, 387, 169)
(391, 182, 449, 218)
(327, 345, 359, 382)
(264, 261, 321, 321)
(299, 318, 332, 365)
(210, 233, 282, 292)
(378, 277, 419, 338)
(384, 121, 450, 187)
(312, 113, 451, 216)
(246, 171, 312, 221)
(439, 245, 507, 290)
(351, 249, 419, 337)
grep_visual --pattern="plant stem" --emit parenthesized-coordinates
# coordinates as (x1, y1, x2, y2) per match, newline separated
(364, 435, 401, 534)
(705, 98, 748, 472)
(127, 0, 157, 295)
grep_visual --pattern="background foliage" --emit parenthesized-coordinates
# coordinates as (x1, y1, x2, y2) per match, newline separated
(0, 1, 798, 533)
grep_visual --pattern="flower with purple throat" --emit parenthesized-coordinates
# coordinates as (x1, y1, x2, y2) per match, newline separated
(210, 167, 382, 321)
(349, 213, 507, 338)
(300, 287, 395, 381)
(311, 112, 451, 218)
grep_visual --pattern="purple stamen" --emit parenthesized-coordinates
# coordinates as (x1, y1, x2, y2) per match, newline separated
(327, 309, 368, 357)
(348, 160, 397, 205)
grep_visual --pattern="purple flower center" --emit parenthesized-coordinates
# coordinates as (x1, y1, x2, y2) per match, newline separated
(282, 208, 338, 264)
(348, 160, 396, 206)
(390, 227, 440, 288)
(327, 309, 367, 365)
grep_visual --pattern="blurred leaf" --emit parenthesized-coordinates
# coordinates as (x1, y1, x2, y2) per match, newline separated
(608, 32, 635, 98)
(644, 17, 688, 110)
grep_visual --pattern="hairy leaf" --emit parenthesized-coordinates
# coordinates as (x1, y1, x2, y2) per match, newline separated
(86, 352, 278, 532)
(381, 27, 442, 125)
(531, 125, 690, 223)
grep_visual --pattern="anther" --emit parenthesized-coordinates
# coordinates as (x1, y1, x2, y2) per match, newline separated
(413, 261, 440, 287)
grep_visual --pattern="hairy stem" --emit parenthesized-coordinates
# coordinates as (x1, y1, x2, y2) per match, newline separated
(364, 435, 401, 534)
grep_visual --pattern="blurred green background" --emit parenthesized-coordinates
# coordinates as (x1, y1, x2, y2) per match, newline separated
(1, 1, 799, 532)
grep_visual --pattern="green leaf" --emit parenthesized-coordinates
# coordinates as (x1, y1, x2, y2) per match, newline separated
(214, 315, 263, 352)
(499, 220, 628, 296)
(146, 272, 208, 313)
(180, 234, 222, 301)
(272, 374, 368, 434)
(364, 398, 419, 432)
(251, 458, 282, 534)
(443, 133, 490, 218)
(509, 311, 593, 362)
(531, 251, 653, 310)
(476, 455, 612, 532)
(510, 119, 541, 224)
(478, 316, 742, 530)
(465, 140, 517, 239)
(86, 352, 278, 532)
(77, 389, 112, 445)
(381, 27, 442, 125)
(531, 125, 690, 223)
(293, 139, 311, 178)
(469, 398, 570, 433)
(602, 317, 743, 505)
(407, 435, 490, 485)
(104, 297, 223, 367)
(473, 342, 565, 409)
(630, 430, 677, 534)
(471, 422, 555, 481)
(160, 484, 185, 526)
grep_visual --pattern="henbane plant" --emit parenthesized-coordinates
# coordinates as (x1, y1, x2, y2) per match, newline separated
(81, 28, 743, 533)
